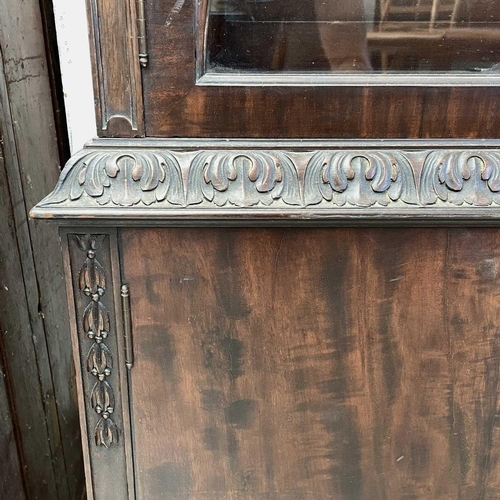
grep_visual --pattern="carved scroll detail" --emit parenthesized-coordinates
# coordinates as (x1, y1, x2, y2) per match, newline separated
(421, 151, 500, 206)
(304, 151, 418, 206)
(44, 151, 184, 207)
(33, 147, 500, 215)
(76, 234, 118, 448)
(187, 151, 301, 207)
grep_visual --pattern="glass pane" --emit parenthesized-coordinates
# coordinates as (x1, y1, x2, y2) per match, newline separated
(205, 0, 500, 73)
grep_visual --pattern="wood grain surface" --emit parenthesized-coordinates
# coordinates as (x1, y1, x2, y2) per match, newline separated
(87, 0, 144, 136)
(0, 141, 27, 500)
(0, 0, 85, 495)
(121, 227, 500, 499)
(142, 0, 500, 139)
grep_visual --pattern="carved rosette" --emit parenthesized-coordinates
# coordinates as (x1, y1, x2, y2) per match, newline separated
(76, 234, 118, 448)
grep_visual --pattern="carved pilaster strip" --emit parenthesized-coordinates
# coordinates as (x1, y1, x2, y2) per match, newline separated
(76, 234, 119, 447)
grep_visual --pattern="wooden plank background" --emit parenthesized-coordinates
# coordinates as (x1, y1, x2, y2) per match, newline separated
(0, 141, 28, 500)
(0, 0, 84, 497)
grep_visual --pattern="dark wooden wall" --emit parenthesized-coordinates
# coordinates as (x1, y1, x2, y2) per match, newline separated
(0, 0, 84, 498)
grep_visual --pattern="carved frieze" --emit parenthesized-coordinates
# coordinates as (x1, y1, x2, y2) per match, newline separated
(32, 144, 500, 220)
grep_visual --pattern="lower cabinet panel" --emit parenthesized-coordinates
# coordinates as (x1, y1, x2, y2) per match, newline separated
(120, 227, 500, 499)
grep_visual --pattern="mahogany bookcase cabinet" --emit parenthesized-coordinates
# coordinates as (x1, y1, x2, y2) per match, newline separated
(33, 0, 500, 498)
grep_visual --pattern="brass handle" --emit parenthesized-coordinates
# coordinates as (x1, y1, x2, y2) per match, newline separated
(121, 284, 134, 369)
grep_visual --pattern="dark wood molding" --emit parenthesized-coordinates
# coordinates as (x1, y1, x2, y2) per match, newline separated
(197, 71, 500, 87)
(87, 0, 144, 137)
(32, 139, 500, 224)
(195, 0, 500, 88)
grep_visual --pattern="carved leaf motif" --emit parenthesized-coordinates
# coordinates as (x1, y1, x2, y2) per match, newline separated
(35, 150, 97, 205)
(304, 151, 418, 207)
(83, 153, 111, 197)
(480, 153, 500, 191)
(74, 234, 106, 252)
(83, 301, 110, 338)
(79, 257, 106, 295)
(91, 380, 115, 414)
(87, 343, 113, 377)
(40, 151, 184, 207)
(37, 147, 500, 214)
(187, 151, 300, 207)
(420, 152, 500, 206)
(74, 234, 119, 448)
(268, 152, 301, 204)
(95, 417, 119, 448)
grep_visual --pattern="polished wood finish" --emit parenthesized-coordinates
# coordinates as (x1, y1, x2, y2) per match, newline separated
(142, 0, 500, 138)
(121, 226, 500, 499)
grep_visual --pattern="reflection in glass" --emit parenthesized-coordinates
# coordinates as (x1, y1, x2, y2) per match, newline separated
(205, 0, 500, 73)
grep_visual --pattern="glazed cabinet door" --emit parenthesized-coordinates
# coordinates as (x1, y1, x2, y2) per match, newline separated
(120, 226, 500, 499)
(140, 0, 500, 138)
(88, 0, 500, 138)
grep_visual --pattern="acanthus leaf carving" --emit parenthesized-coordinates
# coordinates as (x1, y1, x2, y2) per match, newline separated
(33, 146, 500, 216)
(187, 151, 300, 207)
(304, 151, 418, 207)
(74, 234, 119, 448)
(42, 151, 184, 207)
(420, 151, 500, 206)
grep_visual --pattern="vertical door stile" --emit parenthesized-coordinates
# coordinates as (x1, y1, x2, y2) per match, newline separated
(110, 228, 137, 500)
